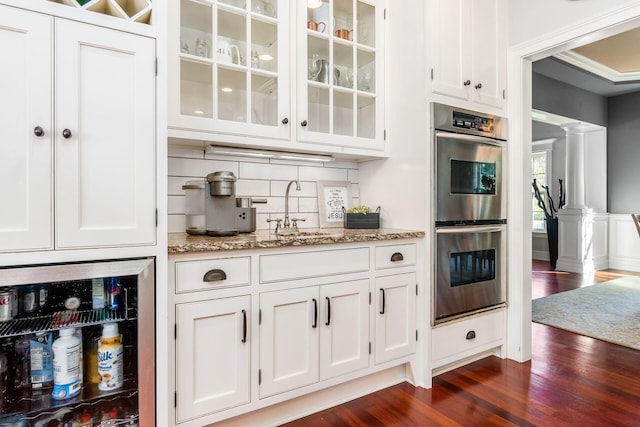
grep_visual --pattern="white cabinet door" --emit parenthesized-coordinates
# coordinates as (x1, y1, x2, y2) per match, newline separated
(429, 0, 469, 101)
(260, 286, 319, 398)
(0, 6, 53, 252)
(429, 0, 506, 109)
(470, 0, 506, 109)
(175, 296, 251, 423)
(169, 0, 291, 140)
(296, 0, 386, 151)
(374, 273, 417, 364)
(319, 279, 369, 380)
(55, 20, 155, 248)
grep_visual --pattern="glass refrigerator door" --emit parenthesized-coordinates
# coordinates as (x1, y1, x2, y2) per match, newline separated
(0, 258, 154, 426)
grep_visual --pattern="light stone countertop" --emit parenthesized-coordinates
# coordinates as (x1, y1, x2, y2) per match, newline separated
(168, 228, 425, 254)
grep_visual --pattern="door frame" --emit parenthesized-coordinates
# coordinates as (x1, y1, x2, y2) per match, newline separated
(506, 3, 640, 362)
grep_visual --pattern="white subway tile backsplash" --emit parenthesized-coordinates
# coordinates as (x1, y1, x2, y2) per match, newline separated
(168, 145, 204, 159)
(168, 195, 185, 215)
(168, 146, 359, 232)
(299, 197, 319, 213)
(168, 214, 186, 234)
(239, 162, 298, 181)
(270, 180, 317, 197)
(169, 157, 239, 178)
(348, 169, 359, 184)
(298, 166, 348, 182)
(329, 160, 359, 169)
(236, 179, 270, 197)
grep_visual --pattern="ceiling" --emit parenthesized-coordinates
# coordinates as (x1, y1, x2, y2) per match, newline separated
(533, 28, 640, 97)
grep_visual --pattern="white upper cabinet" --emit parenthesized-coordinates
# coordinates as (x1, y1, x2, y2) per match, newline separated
(169, 0, 291, 140)
(0, 5, 156, 252)
(429, 0, 506, 110)
(168, 0, 387, 157)
(54, 20, 156, 249)
(296, 0, 385, 151)
(0, 6, 53, 252)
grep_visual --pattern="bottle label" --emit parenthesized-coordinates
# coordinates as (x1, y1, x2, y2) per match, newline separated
(52, 339, 81, 399)
(52, 379, 81, 400)
(98, 343, 123, 390)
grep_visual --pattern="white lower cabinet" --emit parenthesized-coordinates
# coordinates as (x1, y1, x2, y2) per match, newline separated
(374, 273, 417, 364)
(260, 279, 370, 398)
(175, 296, 251, 423)
(431, 308, 506, 370)
(170, 241, 419, 426)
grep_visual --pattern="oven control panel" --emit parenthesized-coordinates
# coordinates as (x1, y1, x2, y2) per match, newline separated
(452, 111, 494, 133)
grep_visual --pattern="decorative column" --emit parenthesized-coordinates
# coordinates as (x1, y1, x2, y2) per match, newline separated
(563, 127, 586, 210)
(556, 125, 609, 273)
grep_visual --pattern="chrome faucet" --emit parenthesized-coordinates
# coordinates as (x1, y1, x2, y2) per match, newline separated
(268, 179, 305, 235)
(283, 180, 300, 229)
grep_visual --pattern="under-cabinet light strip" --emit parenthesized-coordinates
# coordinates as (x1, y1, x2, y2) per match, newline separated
(206, 145, 334, 163)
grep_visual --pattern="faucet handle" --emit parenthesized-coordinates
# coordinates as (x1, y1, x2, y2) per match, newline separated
(291, 218, 305, 232)
(267, 218, 282, 233)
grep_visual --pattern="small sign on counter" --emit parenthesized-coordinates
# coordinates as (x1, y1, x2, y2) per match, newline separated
(317, 181, 350, 228)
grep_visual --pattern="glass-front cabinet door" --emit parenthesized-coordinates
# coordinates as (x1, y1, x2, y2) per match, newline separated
(169, 0, 290, 139)
(297, 0, 385, 151)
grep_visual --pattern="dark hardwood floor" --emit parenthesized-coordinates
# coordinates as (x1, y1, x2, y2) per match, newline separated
(282, 261, 640, 426)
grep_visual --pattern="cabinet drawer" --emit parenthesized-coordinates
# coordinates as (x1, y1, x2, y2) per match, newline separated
(175, 257, 251, 293)
(375, 244, 417, 270)
(431, 309, 505, 368)
(260, 247, 370, 283)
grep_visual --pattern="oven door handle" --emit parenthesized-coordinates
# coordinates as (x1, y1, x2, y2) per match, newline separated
(435, 131, 504, 147)
(436, 225, 506, 234)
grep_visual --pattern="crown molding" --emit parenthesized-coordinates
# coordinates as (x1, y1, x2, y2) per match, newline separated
(554, 51, 640, 82)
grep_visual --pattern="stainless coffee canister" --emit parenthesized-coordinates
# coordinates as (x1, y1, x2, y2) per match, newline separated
(207, 171, 237, 196)
(182, 180, 206, 235)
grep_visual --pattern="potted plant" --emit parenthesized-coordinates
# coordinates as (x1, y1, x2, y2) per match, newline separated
(343, 205, 380, 229)
(532, 178, 566, 270)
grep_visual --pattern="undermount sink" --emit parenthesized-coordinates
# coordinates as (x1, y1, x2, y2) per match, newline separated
(277, 231, 331, 238)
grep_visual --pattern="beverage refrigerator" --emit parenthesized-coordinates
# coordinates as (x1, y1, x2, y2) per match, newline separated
(0, 258, 155, 426)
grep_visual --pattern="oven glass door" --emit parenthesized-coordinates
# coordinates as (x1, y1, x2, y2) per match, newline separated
(435, 225, 506, 323)
(436, 131, 504, 223)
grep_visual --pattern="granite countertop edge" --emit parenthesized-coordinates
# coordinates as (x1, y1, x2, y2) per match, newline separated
(168, 229, 425, 254)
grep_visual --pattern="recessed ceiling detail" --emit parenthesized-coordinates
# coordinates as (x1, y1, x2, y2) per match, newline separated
(554, 28, 640, 83)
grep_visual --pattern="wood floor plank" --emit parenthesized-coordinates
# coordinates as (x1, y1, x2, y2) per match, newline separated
(281, 262, 640, 426)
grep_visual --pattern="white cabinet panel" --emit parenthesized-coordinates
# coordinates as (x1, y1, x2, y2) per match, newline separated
(430, 0, 468, 101)
(319, 279, 369, 380)
(429, 0, 506, 110)
(0, 6, 53, 252)
(431, 309, 505, 369)
(260, 286, 319, 398)
(259, 247, 370, 283)
(375, 244, 417, 270)
(374, 273, 417, 364)
(55, 19, 156, 248)
(175, 256, 251, 293)
(176, 296, 251, 422)
(0, 6, 156, 253)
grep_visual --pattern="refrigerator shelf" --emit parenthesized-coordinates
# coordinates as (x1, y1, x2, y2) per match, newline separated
(0, 307, 135, 339)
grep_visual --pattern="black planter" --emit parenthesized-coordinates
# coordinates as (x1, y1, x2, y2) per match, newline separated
(545, 217, 559, 270)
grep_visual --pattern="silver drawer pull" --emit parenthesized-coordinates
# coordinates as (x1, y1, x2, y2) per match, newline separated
(466, 330, 476, 340)
(203, 269, 227, 282)
(390, 252, 404, 262)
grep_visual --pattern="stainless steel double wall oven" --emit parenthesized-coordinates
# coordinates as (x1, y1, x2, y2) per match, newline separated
(432, 103, 507, 324)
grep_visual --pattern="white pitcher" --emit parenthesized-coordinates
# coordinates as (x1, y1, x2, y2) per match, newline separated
(217, 41, 241, 64)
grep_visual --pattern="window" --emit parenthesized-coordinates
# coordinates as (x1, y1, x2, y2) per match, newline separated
(532, 150, 551, 232)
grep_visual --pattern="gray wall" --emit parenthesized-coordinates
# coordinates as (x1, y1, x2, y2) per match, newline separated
(608, 92, 640, 213)
(532, 73, 608, 127)
(532, 71, 640, 214)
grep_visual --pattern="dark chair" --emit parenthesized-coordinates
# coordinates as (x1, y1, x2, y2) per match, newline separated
(632, 214, 640, 238)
